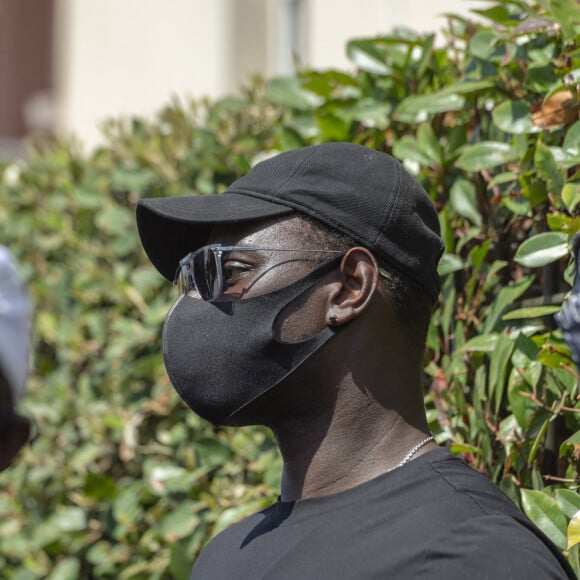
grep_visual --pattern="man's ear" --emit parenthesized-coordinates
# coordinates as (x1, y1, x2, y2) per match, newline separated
(326, 247, 379, 326)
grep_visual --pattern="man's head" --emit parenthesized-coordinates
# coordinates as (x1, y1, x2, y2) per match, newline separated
(0, 247, 31, 471)
(137, 143, 443, 301)
(137, 143, 443, 426)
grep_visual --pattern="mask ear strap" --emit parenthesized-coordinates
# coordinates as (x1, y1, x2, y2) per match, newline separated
(271, 254, 345, 343)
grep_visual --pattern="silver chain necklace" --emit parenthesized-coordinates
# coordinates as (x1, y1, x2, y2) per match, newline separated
(394, 434, 435, 470)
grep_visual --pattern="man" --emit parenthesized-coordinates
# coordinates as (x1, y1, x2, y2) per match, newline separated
(0, 246, 31, 472)
(137, 143, 574, 578)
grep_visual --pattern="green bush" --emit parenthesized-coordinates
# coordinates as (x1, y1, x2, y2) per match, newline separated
(1, 1, 580, 577)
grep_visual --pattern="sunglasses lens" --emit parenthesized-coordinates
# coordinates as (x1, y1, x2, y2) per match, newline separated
(175, 247, 223, 300)
(175, 258, 194, 296)
(193, 247, 218, 301)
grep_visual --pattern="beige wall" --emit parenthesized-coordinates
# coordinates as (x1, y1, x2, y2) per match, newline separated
(305, 0, 487, 70)
(55, 0, 236, 146)
(54, 0, 486, 148)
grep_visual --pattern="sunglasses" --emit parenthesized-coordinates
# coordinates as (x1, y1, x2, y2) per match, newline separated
(174, 244, 343, 301)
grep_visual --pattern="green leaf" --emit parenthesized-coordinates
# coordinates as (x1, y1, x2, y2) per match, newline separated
(315, 110, 351, 141)
(458, 333, 499, 353)
(550, 0, 580, 39)
(469, 29, 501, 59)
(393, 136, 433, 167)
(395, 93, 465, 123)
(539, 343, 573, 369)
(470, 239, 491, 269)
(498, 414, 520, 441)
(488, 172, 519, 188)
(563, 68, 580, 86)
(195, 437, 234, 467)
(449, 178, 482, 226)
(449, 443, 483, 455)
(483, 260, 508, 294)
(535, 141, 565, 200)
(556, 489, 580, 519)
(527, 417, 550, 466)
(569, 511, 580, 550)
(277, 126, 306, 150)
(489, 331, 515, 413)
(501, 196, 529, 215)
(502, 305, 561, 320)
(472, 5, 512, 24)
(267, 77, 324, 111)
(301, 69, 359, 98)
(95, 205, 132, 235)
(560, 430, 580, 458)
(417, 123, 443, 166)
(442, 80, 496, 95)
(158, 503, 201, 541)
(562, 183, 580, 212)
(170, 540, 198, 579)
(550, 145, 580, 169)
(492, 100, 540, 134)
(111, 167, 158, 194)
(521, 489, 568, 550)
(567, 540, 580, 580)
(521, 177, 548, 207)
(456, 142, 519, 172)
(346, 39, 390, 75)
(72, 186, 104, 209)
(84, 472, 117, 501)
(347, 100, 392, 127)
(546, 213, 573, 233)
(54, 506, 87, 532)
(47, 558, 81, 580)
(564, 120, 580, 150)
(483, 277, 534, 332)
(438, 253, 464, 276)
(396, 80, 495, 124)
(508, 362, 541, 429)
(416, 34, 436, 77)
(113, 488, 143, 529)
(514, 232, 568, 268)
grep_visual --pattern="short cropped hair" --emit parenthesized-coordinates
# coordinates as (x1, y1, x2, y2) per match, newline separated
(299, 215, 435, 348)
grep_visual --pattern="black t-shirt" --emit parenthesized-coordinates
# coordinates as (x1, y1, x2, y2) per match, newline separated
(190, 448, 575, 579)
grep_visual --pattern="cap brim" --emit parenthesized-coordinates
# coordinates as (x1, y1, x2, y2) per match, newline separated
(136, 193, 294, 281)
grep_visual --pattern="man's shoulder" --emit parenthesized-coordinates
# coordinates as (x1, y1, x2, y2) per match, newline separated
(190, 502, 277, 576)
(408, 450, 575, 578)
(423, 449, 517, 502)
(387, 447, 522, 521)
(204, 501, 277, 549)
(417, 512, 575, 579)
(189, 451, 575, 579)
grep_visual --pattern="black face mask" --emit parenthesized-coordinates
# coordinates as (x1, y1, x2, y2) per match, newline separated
(162, 260, 339, 425)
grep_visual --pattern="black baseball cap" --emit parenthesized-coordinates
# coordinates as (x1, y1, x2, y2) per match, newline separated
(136, 142, 444, 299)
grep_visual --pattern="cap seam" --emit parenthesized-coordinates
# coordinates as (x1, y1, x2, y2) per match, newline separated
(375, 160, 402, 246)
(269, 146, 320, 195)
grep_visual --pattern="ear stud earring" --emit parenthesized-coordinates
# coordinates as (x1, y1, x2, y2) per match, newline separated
(329, 315, 338, 325)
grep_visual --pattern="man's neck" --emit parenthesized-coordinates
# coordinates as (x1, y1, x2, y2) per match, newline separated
(272, 379, 432, 502)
